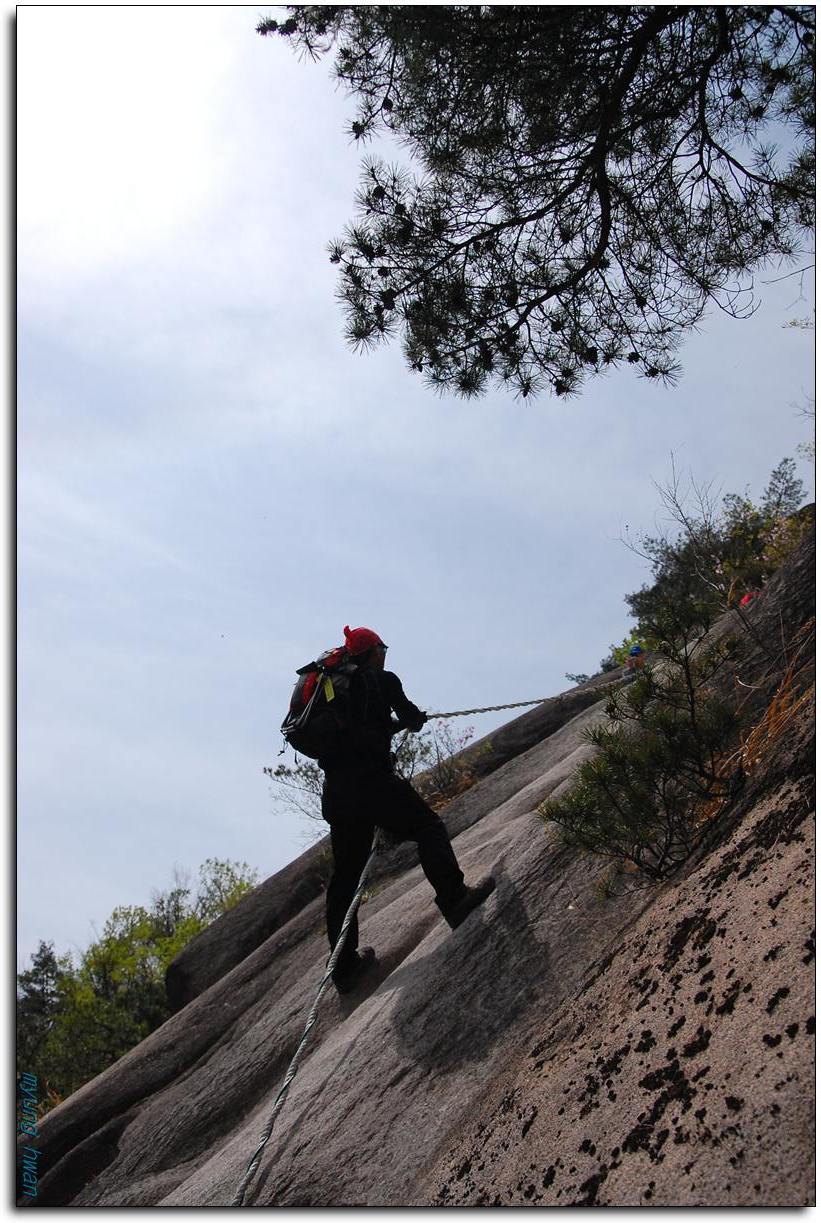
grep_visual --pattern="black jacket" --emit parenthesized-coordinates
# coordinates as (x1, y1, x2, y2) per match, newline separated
(318, 666, 426, 773)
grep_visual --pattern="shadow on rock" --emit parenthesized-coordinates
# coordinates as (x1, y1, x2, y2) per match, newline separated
(386, 869, 549, 1074)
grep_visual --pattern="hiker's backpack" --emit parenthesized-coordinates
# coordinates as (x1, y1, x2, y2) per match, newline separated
(281, 646, 360, 759)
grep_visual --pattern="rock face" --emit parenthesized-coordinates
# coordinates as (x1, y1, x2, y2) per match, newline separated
(23, 531, 814, 1208)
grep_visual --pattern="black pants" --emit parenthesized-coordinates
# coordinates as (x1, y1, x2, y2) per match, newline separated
(322, 768, 466, 972)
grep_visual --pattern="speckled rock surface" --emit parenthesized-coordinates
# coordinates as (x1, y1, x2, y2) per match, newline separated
(430, 701, 815, 1207)
(22, 528, 814, 1207)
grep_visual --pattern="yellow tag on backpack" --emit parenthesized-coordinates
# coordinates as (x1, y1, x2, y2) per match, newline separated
(323, 677, 335, 701)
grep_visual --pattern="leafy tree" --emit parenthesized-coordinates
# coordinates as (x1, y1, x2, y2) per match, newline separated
(194, 858, 260, 923)
(16, 859, 259, 1111)
(261, 6, 814, 400)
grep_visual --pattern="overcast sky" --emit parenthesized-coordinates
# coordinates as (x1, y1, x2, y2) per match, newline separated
(17, 7, 814, 969)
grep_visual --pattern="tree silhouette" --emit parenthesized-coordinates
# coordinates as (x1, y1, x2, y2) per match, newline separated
(261, 6, 814, 400)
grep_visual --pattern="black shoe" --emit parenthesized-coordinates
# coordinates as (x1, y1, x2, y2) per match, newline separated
(441, 877, 496, 930)
(332, 946, 377, 994)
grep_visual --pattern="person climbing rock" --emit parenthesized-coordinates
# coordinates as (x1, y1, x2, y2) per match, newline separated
(623, 643, 646, 681)
(320, 625, 495, 993)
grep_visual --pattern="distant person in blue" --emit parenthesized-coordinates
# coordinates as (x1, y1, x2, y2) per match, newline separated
(623, 644, 646, 681)
(319, 626, 495, 993)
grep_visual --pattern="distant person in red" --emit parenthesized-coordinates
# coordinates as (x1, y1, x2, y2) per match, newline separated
(320, 626, 495, 993)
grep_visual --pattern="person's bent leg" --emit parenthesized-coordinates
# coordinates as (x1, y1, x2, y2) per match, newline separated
(415, 813, 466, 910)
(370, 776, 466, 910)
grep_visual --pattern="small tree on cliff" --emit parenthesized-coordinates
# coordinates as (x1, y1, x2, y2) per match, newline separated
(542, 601, 740, 880)
(261, 6, 814, 400)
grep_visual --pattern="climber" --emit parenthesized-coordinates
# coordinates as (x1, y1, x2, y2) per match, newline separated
(320, 625, 495, 993)
(623, 643, 646, 681)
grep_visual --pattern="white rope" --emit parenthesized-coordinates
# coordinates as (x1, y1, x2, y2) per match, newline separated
(231, 831, 381, 1207)
(427, 678, 630, 722)
(425, 696, 552, 719)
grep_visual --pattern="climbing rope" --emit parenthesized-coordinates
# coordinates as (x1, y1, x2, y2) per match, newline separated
(427, 677, 631, 721)
(231, 830, 382, 1207)
(426, 696, 552, 719)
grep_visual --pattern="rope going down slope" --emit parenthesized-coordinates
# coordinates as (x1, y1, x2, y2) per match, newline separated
(231, 831, 383, 1207)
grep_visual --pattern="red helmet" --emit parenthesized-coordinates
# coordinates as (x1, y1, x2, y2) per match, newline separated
(343, 625, 386, 655)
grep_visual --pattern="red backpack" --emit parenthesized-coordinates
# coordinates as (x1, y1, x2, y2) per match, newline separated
(281, 646, 359, 759)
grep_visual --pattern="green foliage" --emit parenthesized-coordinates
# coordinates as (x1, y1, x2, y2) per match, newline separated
(542, 641, 740, 881)
(262, 6, 814, 400)
(193, 858, 259, 923)
(16, 859, 258, 1111)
